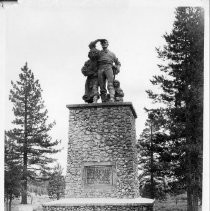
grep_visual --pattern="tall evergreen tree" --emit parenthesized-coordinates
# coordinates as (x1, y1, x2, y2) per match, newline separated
(138, 109, 168, 200)
(146, 7, 204, 211)
(7, 63, 60, 204)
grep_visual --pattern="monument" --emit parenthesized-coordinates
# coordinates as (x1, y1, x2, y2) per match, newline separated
(42, 39, 154, 211)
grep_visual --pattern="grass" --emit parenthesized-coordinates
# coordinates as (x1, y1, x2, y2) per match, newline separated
(154, 194, 202, 211)
(7, 194, 51, 211)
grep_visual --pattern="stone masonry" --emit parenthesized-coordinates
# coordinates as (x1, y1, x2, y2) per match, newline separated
(42, 102, 154, 211)
(65, 102, 139, 198)
(43, 205, 149, 211)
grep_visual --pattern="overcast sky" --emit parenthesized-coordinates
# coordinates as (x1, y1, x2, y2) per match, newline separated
(1, 0, 208, 176)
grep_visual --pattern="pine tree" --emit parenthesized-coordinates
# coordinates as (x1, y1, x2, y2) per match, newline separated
(7, 63, 60, 204)
(146, 7, 204, 211)
(138, 109, 168, 200)
(47, 164, 65, 200)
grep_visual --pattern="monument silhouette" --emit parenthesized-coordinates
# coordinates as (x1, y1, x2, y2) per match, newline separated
(43, 39, 154, 211)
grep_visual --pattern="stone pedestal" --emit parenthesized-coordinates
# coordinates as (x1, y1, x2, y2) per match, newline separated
(43, 102, 154, 211)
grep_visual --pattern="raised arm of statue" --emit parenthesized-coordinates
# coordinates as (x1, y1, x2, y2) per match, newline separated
(88, 39, 101, 49)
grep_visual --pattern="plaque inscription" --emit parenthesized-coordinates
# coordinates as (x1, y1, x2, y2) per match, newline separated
(85, 165, 113, 185)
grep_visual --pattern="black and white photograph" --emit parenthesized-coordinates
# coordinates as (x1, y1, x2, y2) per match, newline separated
(1, 0, 209, 211)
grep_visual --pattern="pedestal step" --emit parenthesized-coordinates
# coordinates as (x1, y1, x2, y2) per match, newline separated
(42, 197, 155, 211)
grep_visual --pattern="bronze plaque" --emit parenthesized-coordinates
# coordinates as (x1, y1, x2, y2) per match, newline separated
(85, 165, 112, 185)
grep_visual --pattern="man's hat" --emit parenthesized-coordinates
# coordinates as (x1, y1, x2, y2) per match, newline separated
(100, 39, 109, 44)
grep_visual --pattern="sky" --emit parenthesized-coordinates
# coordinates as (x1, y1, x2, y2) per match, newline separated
(1, 0, 209, 198)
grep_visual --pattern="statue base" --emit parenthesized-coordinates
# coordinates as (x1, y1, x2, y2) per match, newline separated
(42, 197, 155, 211)
(43, 102, 155, 211)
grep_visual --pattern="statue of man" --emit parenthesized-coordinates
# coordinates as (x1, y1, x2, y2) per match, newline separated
(89, 39, 121, 102)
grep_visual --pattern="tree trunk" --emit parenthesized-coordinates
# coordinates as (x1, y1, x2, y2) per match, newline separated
(187, 186, 193, 211)
(186, 153, 199, 211)
(9, 195, 12, 211)
(21, 94, 28, 204)
(192, 193, 199, 211)
(21, 151, 28, 204)
(186, 146, 194, 211)
(21, 184, 27, 204)
(187, 189, 199, 211)
(150, 122, 154, 199)
(186, 137, 199, 210)
(5, 196, 9, 211)
(192, 175, 199, 211)
(31, 195, 33, 204)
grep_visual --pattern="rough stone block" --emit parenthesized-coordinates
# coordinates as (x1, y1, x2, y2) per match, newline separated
(65, 102, 139, 198)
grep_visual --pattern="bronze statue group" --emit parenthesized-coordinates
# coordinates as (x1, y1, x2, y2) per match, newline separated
(82, 39, 124, 103)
